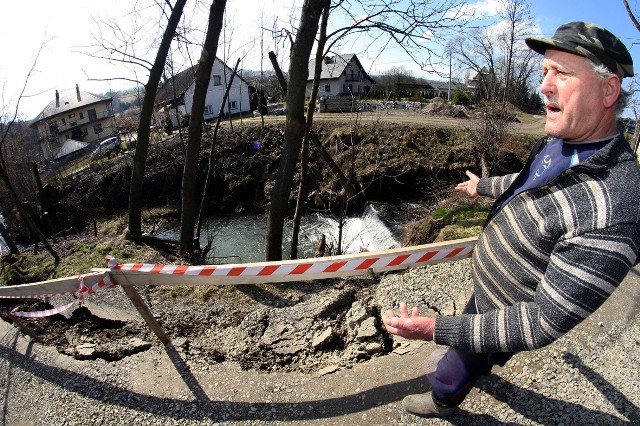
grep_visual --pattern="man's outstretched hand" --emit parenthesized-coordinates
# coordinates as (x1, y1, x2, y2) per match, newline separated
(455, 170, 480, 198)
(382, 302, 435, 341)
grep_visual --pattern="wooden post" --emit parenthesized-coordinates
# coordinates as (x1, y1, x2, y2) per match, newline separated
(10, 316, 44, 344)
(118, 282, 171, 346)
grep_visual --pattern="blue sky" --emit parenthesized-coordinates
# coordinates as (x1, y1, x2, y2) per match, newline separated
(528, 0, 640, 56)
(2, 0, 640, 119)
(527, 1, 640, 118)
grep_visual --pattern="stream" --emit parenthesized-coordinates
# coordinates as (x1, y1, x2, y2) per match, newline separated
(151, 203, 414, 264)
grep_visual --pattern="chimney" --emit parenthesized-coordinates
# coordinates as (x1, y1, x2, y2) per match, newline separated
(55, 90, 60, 108)
(76, 84, 81, 102)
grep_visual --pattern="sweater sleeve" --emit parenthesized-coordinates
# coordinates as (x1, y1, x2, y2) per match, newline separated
(434, 223, 639, 353)
(477, 173, 519, 199)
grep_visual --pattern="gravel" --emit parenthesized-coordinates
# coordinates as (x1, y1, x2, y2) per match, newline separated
(1, 260, 638, 425)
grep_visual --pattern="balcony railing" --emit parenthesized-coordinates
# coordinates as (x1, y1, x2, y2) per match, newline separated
(40, 110, 114, 141)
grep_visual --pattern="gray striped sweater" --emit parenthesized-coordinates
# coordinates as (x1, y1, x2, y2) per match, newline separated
(435, 134, 640, 353)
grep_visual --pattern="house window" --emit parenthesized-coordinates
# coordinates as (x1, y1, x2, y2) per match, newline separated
(83, 128, 88, 136)
(230, 101, 237, 110)
(69, 113, 75, 118)
(61, 118, 66, 125)
(348, 84, 353, 92)
(80, 112, 84, 119)
(324, 85, 331, 92)
(70, 121, 77, 126)
(204, 105, 214, 115)
(213, 75, 222, 86)
(88, 109, 97, 123)
(94, 124, 103, 134)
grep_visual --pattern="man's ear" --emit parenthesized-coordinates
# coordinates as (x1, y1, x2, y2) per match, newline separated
(603, 75, 622, 108)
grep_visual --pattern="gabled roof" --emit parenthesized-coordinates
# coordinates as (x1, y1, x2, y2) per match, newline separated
(425, 80, 462, 91)
(155, 65, 199, 105)
(53, 139, 89, 160)
(307, 54, 376, 83)
(31, 88, 110, 125)
(155, 58, 253, 105)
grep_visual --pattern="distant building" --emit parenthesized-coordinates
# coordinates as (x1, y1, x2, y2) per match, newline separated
(155, 58, 255, 127)
(392, 80, 462, 100)
(29, 85, 116, 161)
(465, 67, 493, 98)
(306, 54, 375, 98)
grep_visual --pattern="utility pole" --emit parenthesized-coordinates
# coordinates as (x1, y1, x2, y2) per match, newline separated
(448, 49, 452, 101)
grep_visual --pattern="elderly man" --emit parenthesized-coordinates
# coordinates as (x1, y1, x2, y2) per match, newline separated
(383, 22, 640, 417)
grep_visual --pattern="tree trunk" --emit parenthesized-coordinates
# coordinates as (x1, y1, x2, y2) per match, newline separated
(196, 57, 240, 246)
(290, 0, 330, 260)
(180, 0, 227, 255)
(481, 150, 490, 178)
(0, 218, 18, 254)
(268, 51, 288, 96)
(265, 0, 325, 261)
(267, 52, 361, 204)
(0, 166, 58, 262)
(128, 0, 188, 238)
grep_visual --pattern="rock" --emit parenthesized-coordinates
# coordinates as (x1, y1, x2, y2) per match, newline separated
(128, 338, 152, 352)
(356, 317, 378, 341)
(76, 343, 96, 357)
(172, 337, 188, 347)
(273, 342, 306, 355)
(365, 342, 383, 354)
(315, 365, 340, 377)
(65, 331, 81, 346)
(260, 324, 290, 345)
(346, 301, 368, 330)
(312, 327, 336, 350)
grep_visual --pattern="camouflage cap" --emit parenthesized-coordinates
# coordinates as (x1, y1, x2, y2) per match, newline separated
(526, 21, 634, 79)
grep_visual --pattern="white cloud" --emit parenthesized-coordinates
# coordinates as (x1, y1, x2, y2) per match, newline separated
(445, 0, 503, 20)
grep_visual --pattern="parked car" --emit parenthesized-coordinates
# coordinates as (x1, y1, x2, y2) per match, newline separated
(91, 137, 120, 160)
(252, 103, 287, 117)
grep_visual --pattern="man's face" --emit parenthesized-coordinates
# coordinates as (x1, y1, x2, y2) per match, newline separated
(539, 48, 619, 142)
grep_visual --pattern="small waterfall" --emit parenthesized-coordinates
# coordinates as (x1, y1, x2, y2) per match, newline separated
(301, 203, 400, 254)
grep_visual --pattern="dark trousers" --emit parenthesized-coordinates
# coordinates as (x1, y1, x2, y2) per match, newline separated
(426, 295, 514, 407)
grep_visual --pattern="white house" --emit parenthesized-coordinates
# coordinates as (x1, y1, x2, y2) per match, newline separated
(306, 54, 375, 98)
(155, 58, 254, 127)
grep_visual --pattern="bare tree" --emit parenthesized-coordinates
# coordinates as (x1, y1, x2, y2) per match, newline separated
(449, 0, 537, 176)
(266, 0, 326, 261)
(290, 0, 331, 260)
(266, 0, 471, 260)
(623, 0, 640, 154)
(496, 0, 536, 107)
(623, 0, 640, 32)
(196, 57, 240, 255)
(125, 0, 188, 238)
(0, 45, 59, 262)
(180, 0, 227, 255)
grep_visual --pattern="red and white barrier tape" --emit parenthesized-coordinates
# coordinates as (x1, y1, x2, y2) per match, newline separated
(1, 239, 477, 316)
(115, 243, 474, 279)
(6, 273, 116, 318)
